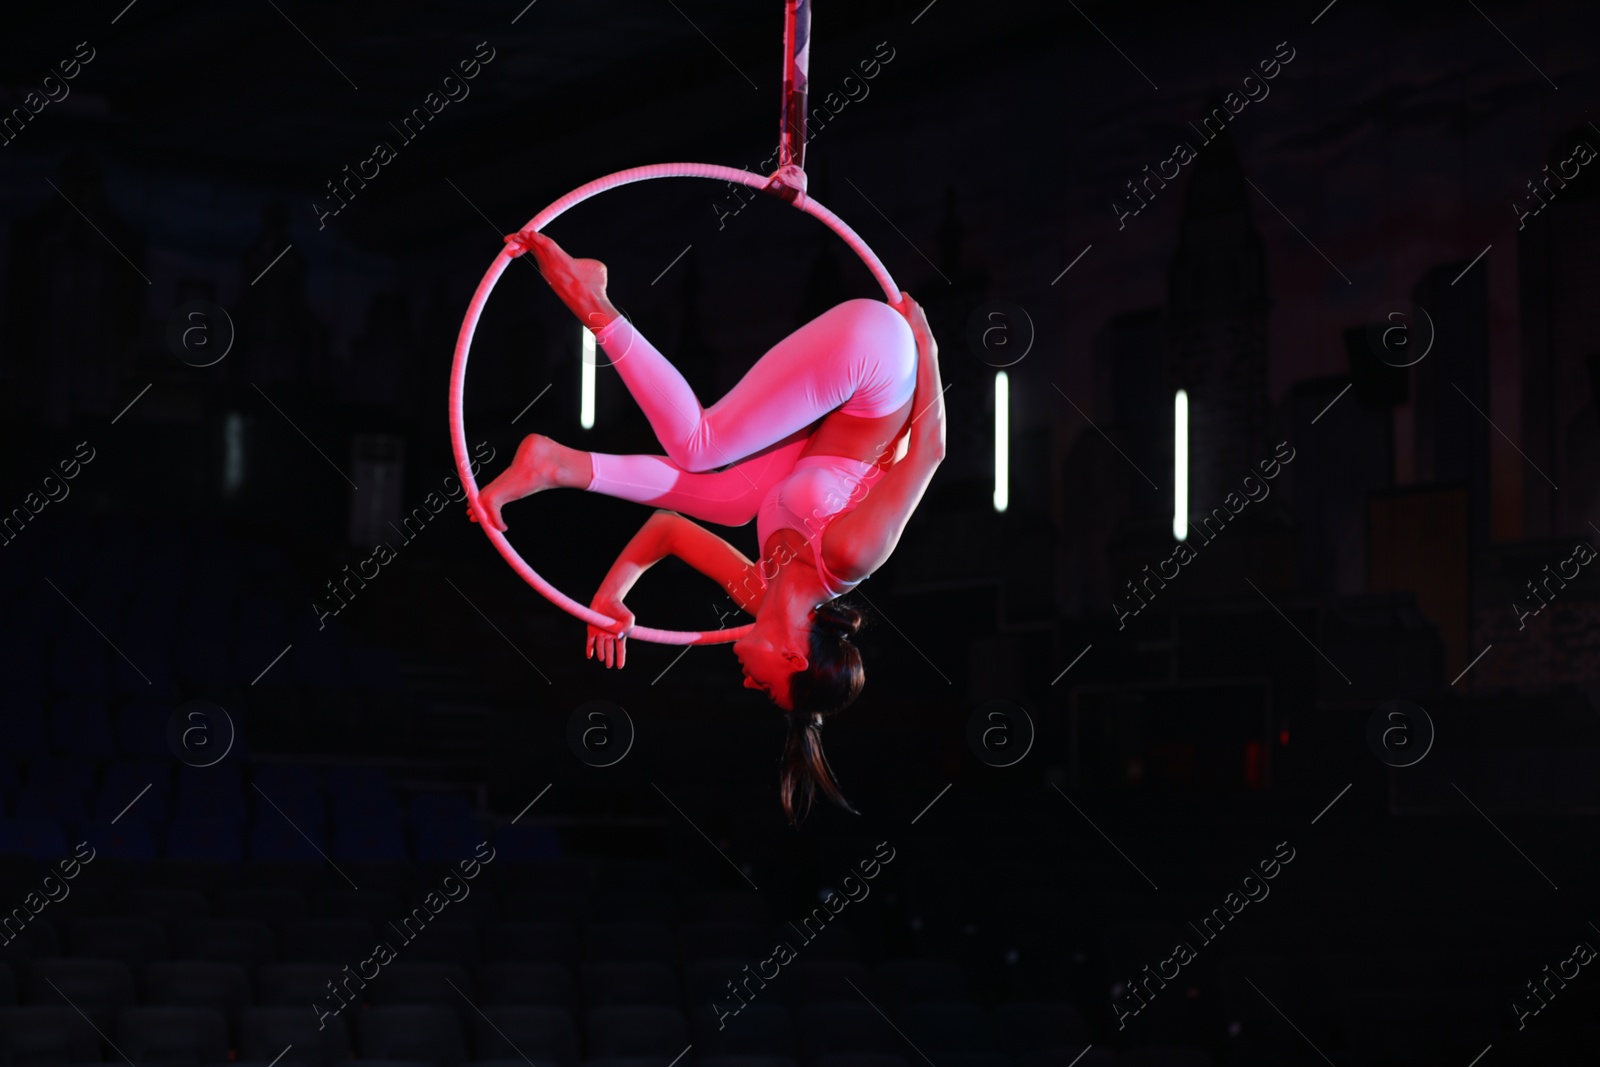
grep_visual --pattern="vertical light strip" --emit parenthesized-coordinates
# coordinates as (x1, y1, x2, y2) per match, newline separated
(1173, 388, 1188, 541)
(580, 326, 596, 430)
(993, 370, 1009, 513)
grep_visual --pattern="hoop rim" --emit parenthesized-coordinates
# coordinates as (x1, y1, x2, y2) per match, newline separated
(449, 162, 901, 645)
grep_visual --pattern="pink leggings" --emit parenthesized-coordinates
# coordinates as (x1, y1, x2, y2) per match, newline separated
(583, 298, 915, 528)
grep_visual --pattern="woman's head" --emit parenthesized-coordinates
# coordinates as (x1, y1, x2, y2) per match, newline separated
(779, 601, 867, 824)
(733, 598, 865, 712)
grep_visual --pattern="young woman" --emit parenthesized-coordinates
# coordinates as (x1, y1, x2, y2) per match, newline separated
(476, 231, 946, 820)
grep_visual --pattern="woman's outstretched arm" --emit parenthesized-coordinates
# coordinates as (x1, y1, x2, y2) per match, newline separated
(818, 294, 946, 583)
(585, 510, 764, 668)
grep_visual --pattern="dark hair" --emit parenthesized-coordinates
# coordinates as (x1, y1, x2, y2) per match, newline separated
(779, 601, 866, 824)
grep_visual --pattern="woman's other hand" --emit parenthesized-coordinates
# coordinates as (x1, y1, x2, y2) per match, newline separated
(585, 590, 636, 669)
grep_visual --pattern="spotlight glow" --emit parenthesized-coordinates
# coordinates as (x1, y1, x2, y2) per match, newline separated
(1173, 389, 1188, 541)
(994, 370, 1009, 513)
(580, 326, 596, 430)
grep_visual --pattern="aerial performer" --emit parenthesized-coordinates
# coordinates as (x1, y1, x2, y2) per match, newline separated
(453, 0, 945, 821)
(475, 232, 945, 821)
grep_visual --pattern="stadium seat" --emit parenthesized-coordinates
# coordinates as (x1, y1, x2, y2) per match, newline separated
(680, 921, 773, 962)
(240, 1005, 353, 1067)
(116, 1005, 230, 1064)
(990, 1002, 1090, 1054)
(174, 918, 275, 969)
(359, 1004, 469, 1066)
(476, 962, 579, 1011)
(1118, 1049, 1213, 1067)
(94, 762, 171, 822)
(68, 917, 169, 969)
(277, 917, 376, 964)
(25, 958, 137, 1028)
(165, 819, 243, 862)
(583, 921, 675, 965)
(583, 1005, 689, 1056)
(793, 1003, 903, 1056)
(365, 961, 474, 1005)
(258, 962, 343, 1006)
(0, 815, 69, 860)
(316, 888, 403, 920)
(875, 960, 968, 1006)
(49, 699, 116, 759)
(690, 1003, 797, 1056)
(466, 1005, 580, 1066)
(143, 961, 251, 1024)
(81, 819, 159, 861)
(0, 1005, 101, 1063)
(215, 886, 309, 922)
(580, 962, 681, 1007)
(785, 960, 874, 1005)
(484, 921, 579, 965)
(897, 1003, 995, 1052)
(500, 891, 590, 927)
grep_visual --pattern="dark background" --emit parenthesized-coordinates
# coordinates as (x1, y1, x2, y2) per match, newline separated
(1, 1, 1598, 1064)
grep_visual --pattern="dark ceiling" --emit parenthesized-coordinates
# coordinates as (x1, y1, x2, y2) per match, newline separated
(1, 0, 1096, 256)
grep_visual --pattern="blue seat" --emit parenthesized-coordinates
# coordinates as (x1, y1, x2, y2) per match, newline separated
(49, 633, 111, 698)
(165, 820, 243, 862)
(95, 761, 171, 823)
(493, 825, 563, 863)
(81, 819, 157, 861)
(475, 963, 578, 1011)
(14, 780, 88, 823)
(0, 700, 49, 757)
(253, 764, 322, 796)
(416, 819, 484, 864)
(116, 700, 172, 758)
(24, 757, 95, 794)
(249, 821, 327, 863)
(333, 820, 408, 863)
(252, 786, 326, 833)
(0, 816, 69, 860)
(410, 793, 476, 826)
(177, 765, 247, 826)
(325, 765, 389, 799)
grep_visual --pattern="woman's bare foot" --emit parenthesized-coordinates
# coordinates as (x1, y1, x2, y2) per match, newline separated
(474, 434, 593, 532)
(519, 231, 620, 332)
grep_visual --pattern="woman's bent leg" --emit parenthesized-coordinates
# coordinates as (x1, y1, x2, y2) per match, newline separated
(585, 434, 808, 527)
(593, 299, 907, 473)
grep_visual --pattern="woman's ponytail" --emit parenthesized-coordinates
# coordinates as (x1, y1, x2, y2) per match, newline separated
(780, 600, 866, 824)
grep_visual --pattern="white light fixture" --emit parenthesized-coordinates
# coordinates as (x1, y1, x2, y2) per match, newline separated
(1173, 388, 1188, 541)
(580, 326, 596, 430)
(994, 370, 1009, 513)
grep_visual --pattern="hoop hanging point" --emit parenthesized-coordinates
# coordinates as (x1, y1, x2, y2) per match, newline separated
(763, 163, 808, 207)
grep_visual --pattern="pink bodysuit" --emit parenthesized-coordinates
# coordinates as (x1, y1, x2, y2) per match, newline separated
(583, 298, 916, 597)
